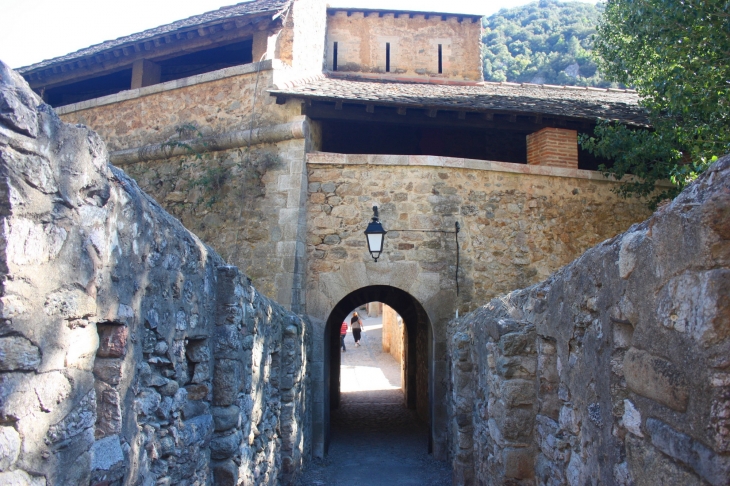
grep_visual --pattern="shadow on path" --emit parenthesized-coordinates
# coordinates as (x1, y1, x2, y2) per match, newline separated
(298, 315, 452, 486)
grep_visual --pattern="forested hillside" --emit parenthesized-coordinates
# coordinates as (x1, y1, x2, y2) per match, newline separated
(482, 0, 614, 87)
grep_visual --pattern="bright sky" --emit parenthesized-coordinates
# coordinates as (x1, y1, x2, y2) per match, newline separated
(0, 0, 598, 69)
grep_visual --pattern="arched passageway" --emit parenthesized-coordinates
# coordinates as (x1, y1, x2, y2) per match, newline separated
(322, 286, 432, 453)
(300, 285, 451, 484)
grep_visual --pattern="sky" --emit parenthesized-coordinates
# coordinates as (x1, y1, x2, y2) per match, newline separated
(0, 0, 598, 69)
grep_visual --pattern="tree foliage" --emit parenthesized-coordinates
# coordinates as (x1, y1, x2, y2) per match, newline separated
(581, 0, 730, 206)
(482, 0, 613, 87)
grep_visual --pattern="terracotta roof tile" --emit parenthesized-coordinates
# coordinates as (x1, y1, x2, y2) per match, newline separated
(270, 76, 648, 125)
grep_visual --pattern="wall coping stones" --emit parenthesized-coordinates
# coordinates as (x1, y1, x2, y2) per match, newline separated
(55, 60, 278, 115)
(307, 151, 673, 185)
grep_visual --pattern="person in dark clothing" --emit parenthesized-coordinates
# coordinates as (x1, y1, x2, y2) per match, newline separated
(351, 312, 364, 347)
(340, 320, 348, 352)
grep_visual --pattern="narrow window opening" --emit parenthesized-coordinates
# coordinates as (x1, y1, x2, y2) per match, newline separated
(333, 42, 339, 71)
(438, 44, 443, 74)
(386, 43, 391, 72)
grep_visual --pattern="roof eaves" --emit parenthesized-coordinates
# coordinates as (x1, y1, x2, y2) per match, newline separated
(17, 0, 292, 74)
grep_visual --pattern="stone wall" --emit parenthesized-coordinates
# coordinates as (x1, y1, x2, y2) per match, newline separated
(57, 61, 315, 314)
(0, 61, 310, 485)
(382, 304, 404, 364)
(447, 154, 730, 485)
(304, 151, 651, 459)
(325, 9, 483, 81)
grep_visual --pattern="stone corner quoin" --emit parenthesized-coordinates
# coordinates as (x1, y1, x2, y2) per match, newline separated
(0, 60, 311, 486)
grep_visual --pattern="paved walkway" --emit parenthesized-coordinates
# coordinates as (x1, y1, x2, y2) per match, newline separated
(298, 313, 452, 486)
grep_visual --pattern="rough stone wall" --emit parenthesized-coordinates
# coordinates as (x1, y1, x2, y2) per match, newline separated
(325, 11, 482, 81)
(305, 151, 650, 459)
(0, 62, 310, 485)
(382, 304, 403, 365)
(305, 153, 651, 319)
(57, 66, 299, 153)
(57, 63, 314, 313)
(447, 155, 730, 485)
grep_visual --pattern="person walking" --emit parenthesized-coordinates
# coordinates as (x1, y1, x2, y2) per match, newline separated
(340, 320, 348, 352)
(351, 312, 364, 347)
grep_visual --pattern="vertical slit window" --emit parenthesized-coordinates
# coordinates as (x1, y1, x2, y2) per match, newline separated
(438, 44, 443, 74)
(333, 42, 338, 71)
(386, 42, 391, 72)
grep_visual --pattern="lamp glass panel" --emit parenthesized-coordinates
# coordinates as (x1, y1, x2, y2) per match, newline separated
(367, 233, 384, 253)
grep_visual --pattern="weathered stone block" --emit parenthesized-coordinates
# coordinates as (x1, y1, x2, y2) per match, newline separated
(626, 435, 702, 486)
(210, 431, 242, 460)
(213, 359, 242, 406)
(186, 340, 211, 363)
(181, 400, 210, 420)
(212, 406, 241, 432)
(96, 324, 128, 358)
(497, 355, 537, 379)
(185, 384, 209, 401)
(181, 414, 214, 447)
(0, 336, 40, 371)
(0, 426, 20, 471)
(0, 470, 46, 485)
(91, 435, 124, 472)
(646, 418, 730, 486)
(93, 359, 123, 385)
(499, 329, 536, 356)
(191, 361, 211, 384)
(503, 447, 535, 479)
(213, 459, 238, 486)
(502, 380, 535, 408)
(623, 348, 688, 412)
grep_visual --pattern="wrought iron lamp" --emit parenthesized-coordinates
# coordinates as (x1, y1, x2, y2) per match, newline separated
(364, 206, 387, 262)
(363, 206, 461, 296)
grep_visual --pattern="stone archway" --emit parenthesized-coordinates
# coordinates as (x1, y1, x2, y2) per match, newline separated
(305, 261, 457, 460)
(323, 285, 432, 453)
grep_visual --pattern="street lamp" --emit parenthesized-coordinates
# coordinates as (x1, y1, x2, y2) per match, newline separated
(364, 206, 387, 262)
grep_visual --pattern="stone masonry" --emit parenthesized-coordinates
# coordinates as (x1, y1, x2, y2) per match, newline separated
(0, 61, 310, 485)
(447, 154, 730, 485)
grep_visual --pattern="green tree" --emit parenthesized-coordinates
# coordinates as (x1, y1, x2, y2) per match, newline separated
(482, 0, 612, 87)
(580, 0, 730, 206)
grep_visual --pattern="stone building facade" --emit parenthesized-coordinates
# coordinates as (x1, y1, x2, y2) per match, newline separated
(9, 0, 671, 478)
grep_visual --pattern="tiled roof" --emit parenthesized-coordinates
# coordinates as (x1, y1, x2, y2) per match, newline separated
(270, 76, 649, 125)
(17, 0, 291, 73)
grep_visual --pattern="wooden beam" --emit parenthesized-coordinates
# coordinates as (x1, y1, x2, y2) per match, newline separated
(397, 106, 407, 116)
(427, 109, 438, 118)
(304, 101, 589, 133)
(335, 101, 343, 110)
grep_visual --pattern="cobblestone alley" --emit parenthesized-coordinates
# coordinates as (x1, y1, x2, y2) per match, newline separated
(298, 314, 452, 485)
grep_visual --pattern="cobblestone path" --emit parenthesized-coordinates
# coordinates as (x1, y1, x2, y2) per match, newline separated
(298, 314, 452, 485)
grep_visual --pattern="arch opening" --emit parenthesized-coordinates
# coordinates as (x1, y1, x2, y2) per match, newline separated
(322, 285, 433, 454)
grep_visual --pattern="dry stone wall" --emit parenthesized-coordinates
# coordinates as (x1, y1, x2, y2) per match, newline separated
(0, 61, 310, 485)
(447, 154, 730, 485)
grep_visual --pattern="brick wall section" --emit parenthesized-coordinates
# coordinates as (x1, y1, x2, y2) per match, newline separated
(526, 127, 579, 169)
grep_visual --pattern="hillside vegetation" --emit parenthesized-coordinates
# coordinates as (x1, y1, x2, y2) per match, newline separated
(482, 0, 614, 87)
